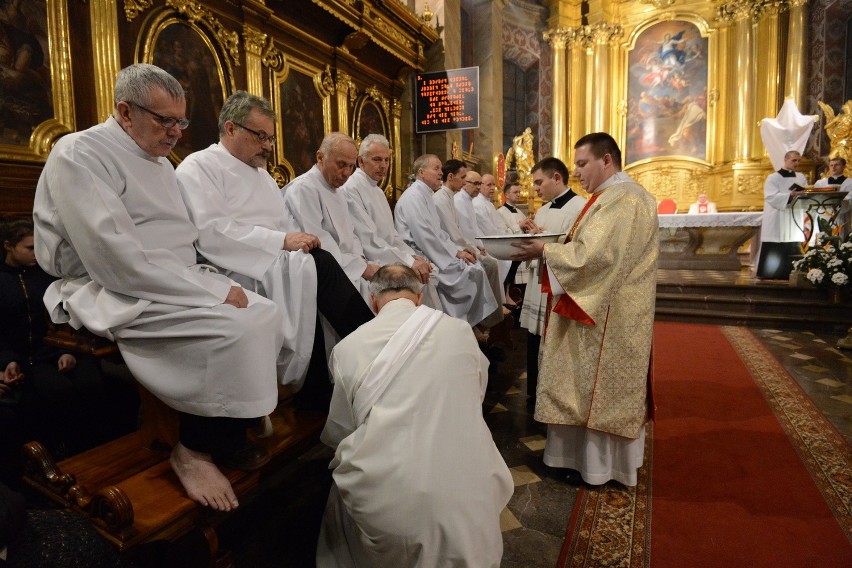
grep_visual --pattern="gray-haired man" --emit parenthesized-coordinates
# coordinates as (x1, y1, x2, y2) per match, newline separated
(34, 64, 281, 511)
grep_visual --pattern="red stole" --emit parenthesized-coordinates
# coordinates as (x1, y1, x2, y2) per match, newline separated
(541, 193, 602, 330)
(698, 203, 708, 213)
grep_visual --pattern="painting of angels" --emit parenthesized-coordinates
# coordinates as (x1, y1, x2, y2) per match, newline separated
(626, 21, 708, 164)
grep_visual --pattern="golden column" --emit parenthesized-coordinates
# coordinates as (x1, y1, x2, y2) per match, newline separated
(589, 21, 623, 135)
(90, 0, 120, 122)
(729, 0, 758, 161)
(242, 26, 268, 98)
(567, 28, 590, 154)
(754, 2, 782, 161)
(543, 27, 573, 162)
(784, 0, 808, 108)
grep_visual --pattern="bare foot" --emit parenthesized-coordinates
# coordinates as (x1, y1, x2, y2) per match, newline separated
(170, 443, 239, 511)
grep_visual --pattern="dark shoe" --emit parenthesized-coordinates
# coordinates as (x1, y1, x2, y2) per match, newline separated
(487, 314, 515, 349)
(214, 441, 270, 471)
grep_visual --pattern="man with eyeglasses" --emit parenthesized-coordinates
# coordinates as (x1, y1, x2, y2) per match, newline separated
(33, 64, 282, 512)
(176, 91, 373, 407)
(283, 132, 380, 306)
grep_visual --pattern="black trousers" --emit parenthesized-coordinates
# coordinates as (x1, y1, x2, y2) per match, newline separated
(526, 332, 541, 399)
(296, 248, 375, 410)
(179, 413, 259, 455)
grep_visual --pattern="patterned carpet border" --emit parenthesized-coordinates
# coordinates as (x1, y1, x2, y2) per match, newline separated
(721, 326, 852, 542)
(560, 423, 652, 568)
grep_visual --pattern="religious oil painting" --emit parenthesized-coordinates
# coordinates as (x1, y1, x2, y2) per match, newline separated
(152, 21, 226, 161)
(280, 69, 324, 176)
(356, 99, 387, 143)
(0, 0, 52, 146)
(626, 20, 708, 164)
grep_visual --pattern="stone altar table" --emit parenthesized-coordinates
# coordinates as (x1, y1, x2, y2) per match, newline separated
(658, 212, 762, 270)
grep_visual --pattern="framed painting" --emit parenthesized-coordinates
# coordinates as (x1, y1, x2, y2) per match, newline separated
(274, 59, 331, 180)
(625, 20, 709, 165)
(353, 95, 390, 144)
(0, 0, 74, 161)
(141, 16, 233, 162)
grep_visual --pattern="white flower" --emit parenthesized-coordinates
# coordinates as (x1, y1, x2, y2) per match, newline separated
(831, 272, 848, 286)
(828, 258, 843, 268)
(806, 268, 825, 284)
(841, 242, 852, 251)
(826, 246, 836, 254)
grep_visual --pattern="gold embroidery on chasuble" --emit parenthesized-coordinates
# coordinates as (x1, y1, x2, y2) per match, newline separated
(533, 182, 658, 439)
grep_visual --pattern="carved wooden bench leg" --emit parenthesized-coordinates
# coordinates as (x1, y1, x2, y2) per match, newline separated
(22, 440, 79, 506)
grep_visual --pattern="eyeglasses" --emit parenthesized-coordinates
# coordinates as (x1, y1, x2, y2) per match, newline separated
(466, 180, 482, 187)
(128, 102, 190, 130)
(233, 121, 276, 144)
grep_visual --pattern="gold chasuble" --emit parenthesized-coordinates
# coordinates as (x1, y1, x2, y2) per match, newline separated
(534, 174, 658, 439)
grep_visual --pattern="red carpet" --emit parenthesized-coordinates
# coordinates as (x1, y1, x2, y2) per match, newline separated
(651, 323, 850, 567)
(558, 323, 851, 567)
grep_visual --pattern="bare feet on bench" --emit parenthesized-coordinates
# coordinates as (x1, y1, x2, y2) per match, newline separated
(170, 443, 239, 511)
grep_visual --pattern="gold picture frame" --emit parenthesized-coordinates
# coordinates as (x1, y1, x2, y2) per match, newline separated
(271, 57, 333, 183)
(0, 0, 75, 162)
(137, 10, 235, 163)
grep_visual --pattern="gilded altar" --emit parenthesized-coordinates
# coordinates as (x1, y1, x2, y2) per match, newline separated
(544, 0, 812, 213)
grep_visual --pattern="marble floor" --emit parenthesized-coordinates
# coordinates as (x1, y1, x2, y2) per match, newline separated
(220, 320, 852, 567)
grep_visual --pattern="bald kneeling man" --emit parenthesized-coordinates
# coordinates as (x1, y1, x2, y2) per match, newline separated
(317, 264, 512, 568)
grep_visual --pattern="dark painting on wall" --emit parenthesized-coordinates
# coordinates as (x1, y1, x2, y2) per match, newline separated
(626, 20, 708, 164)
(357, 100, 386, 142)
(0, 0, 52, 146)
(152, 21, 225, 161)
(280, 69, 324, 176)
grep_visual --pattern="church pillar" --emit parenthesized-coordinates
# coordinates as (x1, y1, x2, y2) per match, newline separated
(470, 0, 503, 170)
(784, 0, 808, 108)
(754, 3, 782, 160)
(90, 0, 120, 122)
(243, 25, 268, 98)
(589, 21, 622, 136)
(730, 2, 757, 161)
(543, 27, 572, 161)
(566, 29, 589, 156)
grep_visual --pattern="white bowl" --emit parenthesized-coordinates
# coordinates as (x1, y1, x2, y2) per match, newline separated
(477, 233, 565, 260)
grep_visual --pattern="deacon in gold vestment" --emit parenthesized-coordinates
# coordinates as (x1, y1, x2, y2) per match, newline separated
(513, 133, 658, 486)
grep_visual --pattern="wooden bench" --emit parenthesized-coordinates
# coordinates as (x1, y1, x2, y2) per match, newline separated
(21, 325, 326, 566)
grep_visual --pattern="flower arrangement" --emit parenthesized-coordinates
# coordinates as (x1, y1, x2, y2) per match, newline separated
(792, 231, 852, 288)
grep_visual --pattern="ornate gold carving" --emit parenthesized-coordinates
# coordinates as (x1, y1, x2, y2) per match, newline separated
(243, 25, 266, 56)
(720, 176, 734, 196)
(124, 0, 153, 22)
(708, 88, 720, 108)
(737, 174, 764, 195)
(165, 0, 240, 66)
(716, 0, 761, 24)
(818, 100, 852, 170)
(588, 21, 623, 46)
(640, 0, 676, 7)
(617, 100, 628, 116)
(320, 65, 336, 96)
(373, 15, 414, 49)
(336, 70, 357, 105)
(543, 27, 574, 49)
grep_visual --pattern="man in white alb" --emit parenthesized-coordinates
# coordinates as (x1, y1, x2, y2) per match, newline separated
(453, 170, 487, 247)
(497, 179, 527, 235)
(176, 91, 373, 397)
(758, 150, 807, 279)
(520, 158, 586, 407)
(33, 64, 281, 511)
(283, 132, 379, 304)
(394, 154, 500, 328)
(433, 159, 506, 319)
(316, 264, 512, 568)
(814, 156, 852, 237)
(341, 133, 440, 309)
